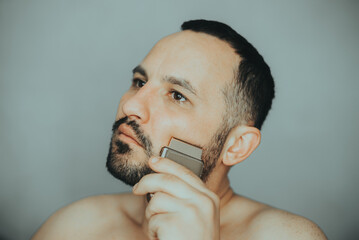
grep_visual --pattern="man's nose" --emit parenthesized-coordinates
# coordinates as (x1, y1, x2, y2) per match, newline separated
(122, 87, 152, 123)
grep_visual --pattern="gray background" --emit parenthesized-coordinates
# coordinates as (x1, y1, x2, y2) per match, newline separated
(1, 0, 358, 239)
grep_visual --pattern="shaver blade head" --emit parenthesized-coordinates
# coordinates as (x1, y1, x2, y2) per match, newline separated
(168, 137, 202, 160)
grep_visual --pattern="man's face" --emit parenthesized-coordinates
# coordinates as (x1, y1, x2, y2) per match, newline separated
(107, 31, 240, 186)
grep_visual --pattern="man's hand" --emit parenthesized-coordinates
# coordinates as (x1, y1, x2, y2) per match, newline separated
(132, 157, 220, 240)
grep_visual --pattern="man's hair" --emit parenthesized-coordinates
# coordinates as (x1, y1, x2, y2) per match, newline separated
(181, 19, 275, 130)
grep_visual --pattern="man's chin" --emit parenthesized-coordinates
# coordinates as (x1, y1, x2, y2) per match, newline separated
(106, 161, 153, 186)
(106, 149, 153, 186)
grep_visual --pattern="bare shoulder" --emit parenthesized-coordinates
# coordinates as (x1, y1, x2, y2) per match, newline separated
(31, 193, 142, 240)
(237, 196, 327, 240)
(222, 195, 326, 240)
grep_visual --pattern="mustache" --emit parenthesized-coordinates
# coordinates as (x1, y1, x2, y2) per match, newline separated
(112, 117, 153, 156)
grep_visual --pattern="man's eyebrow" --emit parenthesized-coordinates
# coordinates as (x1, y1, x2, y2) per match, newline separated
(132, 66, 198, 96)
(163, 76, 198, 96)
(132, 65, 147, 79)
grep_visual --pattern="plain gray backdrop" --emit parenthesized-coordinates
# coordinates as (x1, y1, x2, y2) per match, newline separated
(1, 0, 358, 239)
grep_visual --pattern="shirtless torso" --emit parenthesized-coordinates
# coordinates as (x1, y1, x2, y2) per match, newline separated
(32, 192, 326, 240)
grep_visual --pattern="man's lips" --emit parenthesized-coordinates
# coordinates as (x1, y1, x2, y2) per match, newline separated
(118, 124, 143, 147)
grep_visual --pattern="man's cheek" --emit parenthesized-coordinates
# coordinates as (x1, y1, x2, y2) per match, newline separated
(151, 118, 175, 142)
(162, 120, 202, 146)
(151, 115, 186, 142)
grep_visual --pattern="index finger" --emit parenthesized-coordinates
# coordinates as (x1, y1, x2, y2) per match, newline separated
(149, 157, 206, 191)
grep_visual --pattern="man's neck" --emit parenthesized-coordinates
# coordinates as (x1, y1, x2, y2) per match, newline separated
(216, 176, 234, 209)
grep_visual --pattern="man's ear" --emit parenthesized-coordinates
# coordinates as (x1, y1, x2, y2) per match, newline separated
(222, 125, 261, 166)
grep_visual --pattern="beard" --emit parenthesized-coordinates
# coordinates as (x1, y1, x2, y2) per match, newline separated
(106, 116, 231, 186)
(106, 117, 154, 186)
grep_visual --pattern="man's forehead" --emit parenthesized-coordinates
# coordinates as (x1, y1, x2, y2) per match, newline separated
(138, 31, 240, 94)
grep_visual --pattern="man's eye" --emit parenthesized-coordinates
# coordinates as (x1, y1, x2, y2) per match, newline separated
(132, 78, 146, 88)
(170, 91, 187, 102)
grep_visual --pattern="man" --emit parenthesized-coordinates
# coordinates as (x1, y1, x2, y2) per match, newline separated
(32, 20, 327, 239)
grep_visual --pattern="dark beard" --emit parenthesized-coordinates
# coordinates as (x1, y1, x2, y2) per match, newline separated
(106, 117, 154, 186)
(106, 117, 231, 186)
(200, 120, 232, 182)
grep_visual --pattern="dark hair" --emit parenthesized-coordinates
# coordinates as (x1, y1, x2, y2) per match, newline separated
(181, 19, 275, 130)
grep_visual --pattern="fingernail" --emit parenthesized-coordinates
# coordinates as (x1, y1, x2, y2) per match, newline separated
(151, 157, 159, 163)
